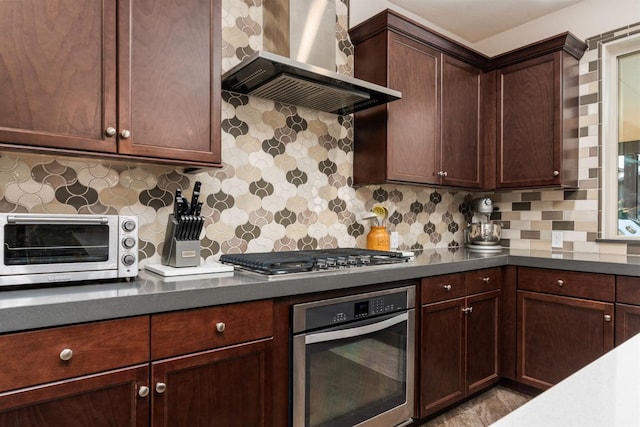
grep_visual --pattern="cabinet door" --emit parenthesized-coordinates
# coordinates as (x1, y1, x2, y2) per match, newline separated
(615, 304, 640, 346)
(0, 366, 149, 427)
(497, 53, 560, 188)
(117, 0, 221, 166)
(420, 298, 465, 417)
(152, 339, 272, 427)
(466, 290, 500, 395)
(387, 32, 441, 184)
(517, 291, 614, 390)
(0, 0, 117, 153)
(441, 56, 482, 188)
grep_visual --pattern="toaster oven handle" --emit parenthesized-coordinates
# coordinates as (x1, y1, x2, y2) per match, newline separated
(8, 215, 110, 225)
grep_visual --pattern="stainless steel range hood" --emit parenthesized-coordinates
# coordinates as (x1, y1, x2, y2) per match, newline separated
(221, 51, 401, 115)
(221, 1, 401, 115)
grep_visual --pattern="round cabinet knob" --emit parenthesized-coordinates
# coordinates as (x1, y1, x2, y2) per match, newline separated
(604, 314, 612, 322)
(105, 127, 117, 137)
(442, 171, 448, 177)
(122, 254, 136, 266)
(122, 237, 136, 249)
(553, 170, 560, 177)
(557, 279, 564, 287)
(138, 386, 150, 398)
(120, 129, 131, 139)
(155, 383, 167, 394)
(443, 284, 452, 291)
(59, 348, 73, 361)
(482, 277, 491, 283)
(122, 220, 136, 232)
(216, 322, 226, 333)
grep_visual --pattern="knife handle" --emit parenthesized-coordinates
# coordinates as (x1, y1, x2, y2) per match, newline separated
(190, 181, 201, 215)
(174, 189, 182, 217)
(195, 217, 204, 240)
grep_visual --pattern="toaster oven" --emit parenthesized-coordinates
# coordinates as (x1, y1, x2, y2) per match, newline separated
(0, 214, 138, 287)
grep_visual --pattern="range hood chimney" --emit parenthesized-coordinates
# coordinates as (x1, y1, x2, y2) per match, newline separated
(221, 0, 401, 115)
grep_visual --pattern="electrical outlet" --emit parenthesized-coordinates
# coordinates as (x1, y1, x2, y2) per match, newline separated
(390, 231, 399, 249)
(551, 231, 563, 248)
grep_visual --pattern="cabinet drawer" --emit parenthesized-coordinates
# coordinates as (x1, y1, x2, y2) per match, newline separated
(421, 274, 465, 304)
(465, 267, 501, 295)
(0, 316, 149, 393)
(617, 276, 640, 305)
(151, 300, 273, 359)
(517, 267, 614, 302)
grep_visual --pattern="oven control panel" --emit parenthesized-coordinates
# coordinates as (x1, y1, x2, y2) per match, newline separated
(296, 286, 415, 332)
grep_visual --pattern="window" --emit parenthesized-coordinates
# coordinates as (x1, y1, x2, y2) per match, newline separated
(602, 34, 640, 239)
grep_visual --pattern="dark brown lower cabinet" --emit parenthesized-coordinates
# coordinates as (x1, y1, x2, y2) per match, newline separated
(420, 288, 500, 417)
(0, 365, 149, 427)
(466, 291, 501, 394)
(615, 304, 640, 345)
(0, 301, 275, 427)
(421, 297, 465, 414)
(151, 339, 272, 427)
(517, 291, 614, 389)
(616, 276, 640, 345)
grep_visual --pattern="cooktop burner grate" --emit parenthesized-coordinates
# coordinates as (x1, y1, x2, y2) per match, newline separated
(219, 248, 411, 275)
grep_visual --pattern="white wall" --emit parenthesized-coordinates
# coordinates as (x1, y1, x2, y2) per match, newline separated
(348, 0, 474, 48)
(350, 0, 640, 56)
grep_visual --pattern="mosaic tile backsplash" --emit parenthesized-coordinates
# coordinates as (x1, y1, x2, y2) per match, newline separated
(0, 0, 637, 265)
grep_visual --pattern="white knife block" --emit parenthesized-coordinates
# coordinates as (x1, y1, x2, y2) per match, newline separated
(161, 214, 201, 268)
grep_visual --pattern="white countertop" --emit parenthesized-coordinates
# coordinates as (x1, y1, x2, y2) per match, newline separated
(492, 333, 640, 427)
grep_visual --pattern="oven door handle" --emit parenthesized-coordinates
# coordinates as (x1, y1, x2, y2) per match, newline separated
(305, 311, 408, 344)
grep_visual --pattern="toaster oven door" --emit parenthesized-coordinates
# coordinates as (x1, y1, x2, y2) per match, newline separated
(0, 214, 118, 282)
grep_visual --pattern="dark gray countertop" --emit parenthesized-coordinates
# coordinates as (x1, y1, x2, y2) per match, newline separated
(2, 248, 640, 334)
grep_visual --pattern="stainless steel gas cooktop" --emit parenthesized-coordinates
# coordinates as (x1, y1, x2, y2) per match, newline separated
(219, 248, 411, 276)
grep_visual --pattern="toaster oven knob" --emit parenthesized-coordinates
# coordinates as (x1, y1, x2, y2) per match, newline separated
(122, 219, 136, 232)
(122, 254, 136, 266)
(122, 237, 136, 249)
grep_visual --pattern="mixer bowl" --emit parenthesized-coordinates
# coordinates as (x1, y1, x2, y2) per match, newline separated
(468, 223, 501, 244)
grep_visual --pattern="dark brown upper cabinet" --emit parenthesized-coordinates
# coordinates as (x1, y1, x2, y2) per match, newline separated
(0, 0, 221, 168)
(487, 33, 586, 189)
(350, 10, 486, 188)
(350, 10, 586, 190)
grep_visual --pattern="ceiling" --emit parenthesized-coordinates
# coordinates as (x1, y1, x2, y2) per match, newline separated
(388, 0, 584, 43)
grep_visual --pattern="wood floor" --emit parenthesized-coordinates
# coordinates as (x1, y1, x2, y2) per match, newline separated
(419, 385, 533, 426)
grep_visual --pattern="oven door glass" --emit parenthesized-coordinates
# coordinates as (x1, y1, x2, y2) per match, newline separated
(4, 223, 110, 265)
(296, 311, 412, 427)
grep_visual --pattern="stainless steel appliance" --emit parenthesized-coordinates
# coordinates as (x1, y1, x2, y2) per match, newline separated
(0, 213, 138, 287)
(221, 51, 401, 115)
(292, 285, 416, 427)
(465, 197, 502, 252)
(221, 1, 401, 115)
(219, 248, 411, 277)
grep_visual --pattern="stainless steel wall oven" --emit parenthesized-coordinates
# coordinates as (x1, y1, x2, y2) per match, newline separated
(292, 284, 415, 427)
